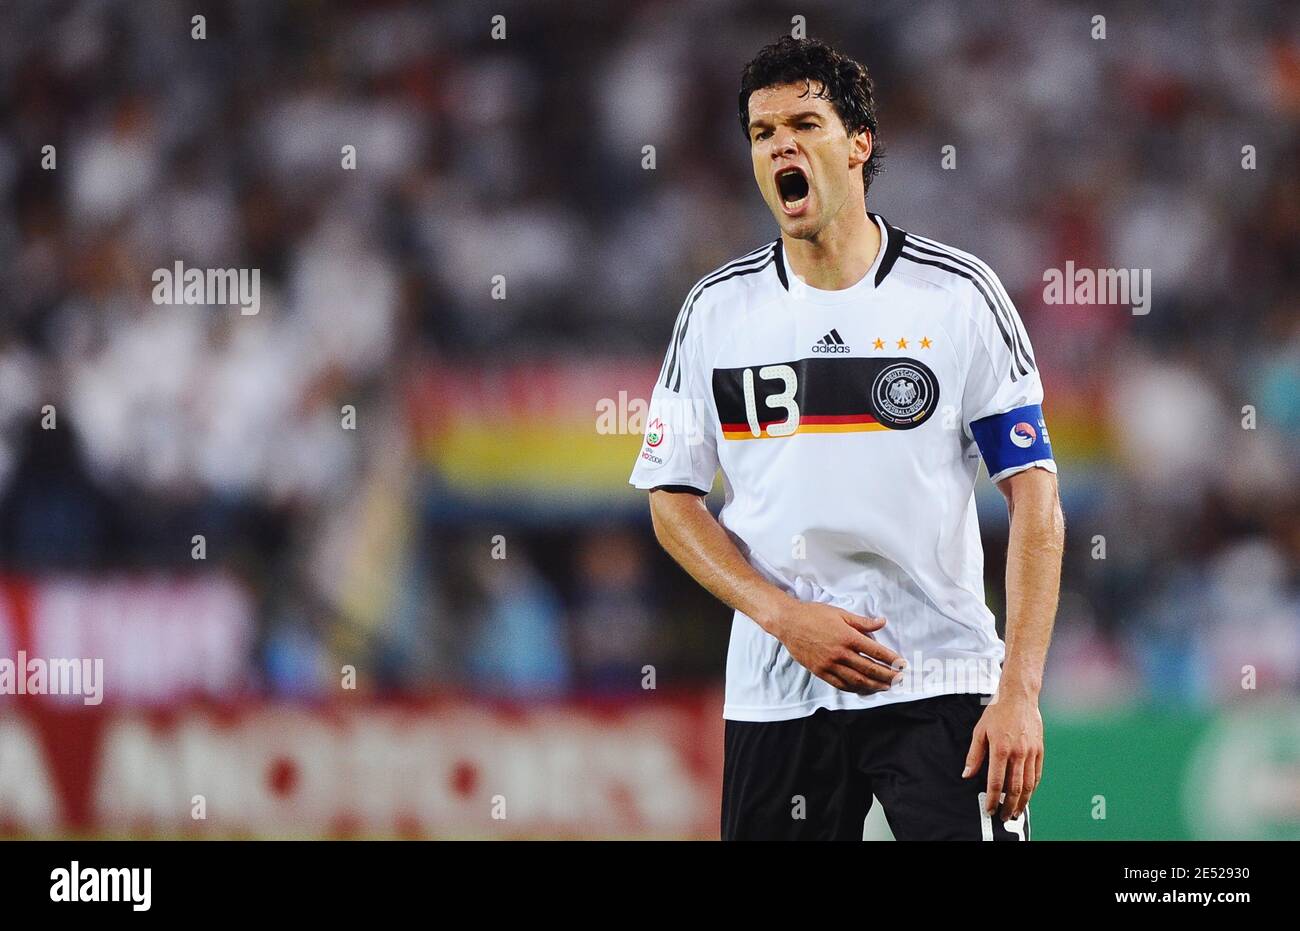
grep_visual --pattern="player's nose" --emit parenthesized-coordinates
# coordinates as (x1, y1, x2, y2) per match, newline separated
(771, 130, 797, 158)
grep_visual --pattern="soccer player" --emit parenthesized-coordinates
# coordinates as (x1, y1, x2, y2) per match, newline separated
(629, 36, 1065, 841)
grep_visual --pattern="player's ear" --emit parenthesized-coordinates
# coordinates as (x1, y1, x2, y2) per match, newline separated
(848, 128, 872, 169)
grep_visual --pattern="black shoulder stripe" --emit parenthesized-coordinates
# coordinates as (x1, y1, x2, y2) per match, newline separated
(910, 236, 1037, 373)
(671, 249, 775, 392)
(659, 244, 774, 389)
(904, 241, 1032, 376)
(664, 246, 775, 391)
(906, 236, 1036, 372)
(904, 239, 1034, 373)
(658, 245, 772, 388)
(899, 249, 1025, 381)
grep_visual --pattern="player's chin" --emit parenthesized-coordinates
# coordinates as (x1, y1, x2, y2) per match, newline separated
(774, 209, 819, 239)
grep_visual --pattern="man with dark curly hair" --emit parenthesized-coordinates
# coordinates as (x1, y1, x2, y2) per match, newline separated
(629, 35, 1064, 840)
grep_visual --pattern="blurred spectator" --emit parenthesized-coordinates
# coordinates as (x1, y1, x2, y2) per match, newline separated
(462, 543, 571, 697)
(569, 528, 657, 692)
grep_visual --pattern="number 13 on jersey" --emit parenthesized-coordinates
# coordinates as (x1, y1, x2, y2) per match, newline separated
(742, 365, 800, 437)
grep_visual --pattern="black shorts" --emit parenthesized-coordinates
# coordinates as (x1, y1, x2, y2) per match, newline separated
(721, 693, 1031, 841)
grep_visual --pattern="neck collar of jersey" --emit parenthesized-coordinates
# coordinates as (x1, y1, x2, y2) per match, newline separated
(774, 212, 906, 304)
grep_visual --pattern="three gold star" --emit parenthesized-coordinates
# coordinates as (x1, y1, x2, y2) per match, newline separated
(868, 337, 933, 350)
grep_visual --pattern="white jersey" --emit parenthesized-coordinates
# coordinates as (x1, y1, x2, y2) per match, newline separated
(629, 212, 1057, 722)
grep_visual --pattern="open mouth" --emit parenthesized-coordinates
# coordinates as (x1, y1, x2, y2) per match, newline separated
(776, 167, 810, 209)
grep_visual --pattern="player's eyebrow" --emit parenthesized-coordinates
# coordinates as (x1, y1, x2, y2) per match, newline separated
(749, 110, 824, 132)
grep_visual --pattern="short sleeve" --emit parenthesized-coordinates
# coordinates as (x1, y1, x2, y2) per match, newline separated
(960, 270, 1057, 484)
(628, 302, 720, 494)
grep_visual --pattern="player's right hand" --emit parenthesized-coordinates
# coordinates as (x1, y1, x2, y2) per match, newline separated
(769, 603, 905, 694)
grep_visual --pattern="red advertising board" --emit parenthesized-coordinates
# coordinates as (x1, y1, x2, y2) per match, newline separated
(0, 692, 726, 839)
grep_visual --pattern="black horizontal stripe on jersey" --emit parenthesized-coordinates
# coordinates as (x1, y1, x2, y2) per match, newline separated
(905, 235, 1036, 373)
(712, 356, 939, 433)
(899, 248, 1029, 381)
(658, 243, 774, 389)
(664, 245, 776, 392)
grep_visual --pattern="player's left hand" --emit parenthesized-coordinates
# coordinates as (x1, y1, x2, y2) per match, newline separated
(961, 691, 1043, 822)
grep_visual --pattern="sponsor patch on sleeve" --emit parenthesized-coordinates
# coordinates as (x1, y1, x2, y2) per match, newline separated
(638, 415, 672, 469)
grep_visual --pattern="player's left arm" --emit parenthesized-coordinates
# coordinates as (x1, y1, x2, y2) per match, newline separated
(962, 465, 1064, 822)
(953, 260, 1065, 824)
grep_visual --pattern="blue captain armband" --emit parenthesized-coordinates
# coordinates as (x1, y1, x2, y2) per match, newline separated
(969, 404, 1055, 483)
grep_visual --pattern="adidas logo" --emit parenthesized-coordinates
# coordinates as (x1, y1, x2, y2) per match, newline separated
(811, 328, 851, 353)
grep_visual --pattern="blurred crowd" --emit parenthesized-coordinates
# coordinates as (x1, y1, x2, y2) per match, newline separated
(0, 0, 1296, 709)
